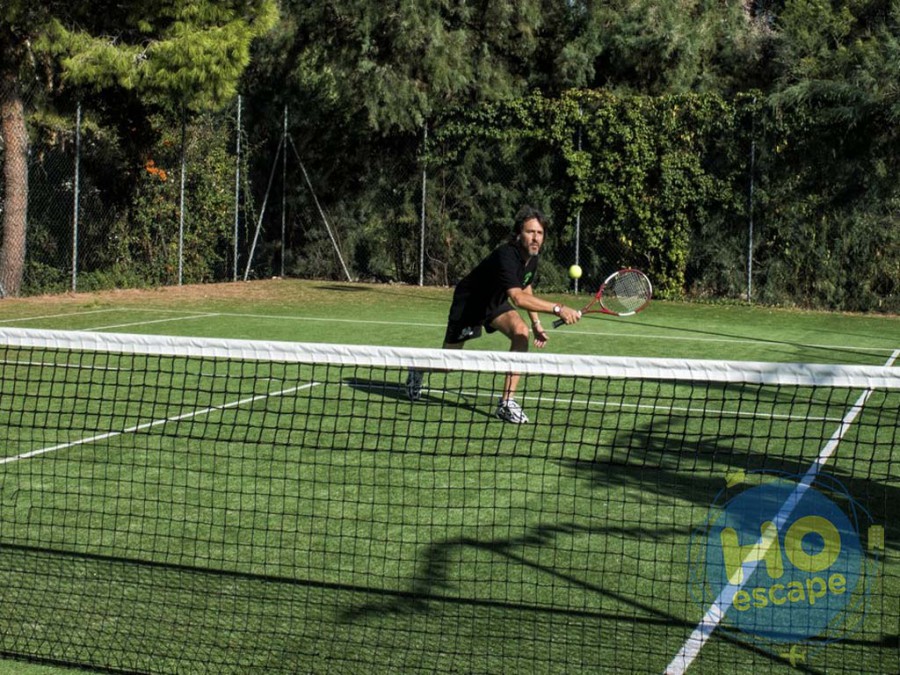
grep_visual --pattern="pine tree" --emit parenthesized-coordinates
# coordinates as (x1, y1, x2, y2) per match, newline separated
(43, 1, 278, 113)
(270, 0, 549, 133)
(0, 1, 52, 296)
(0, 0, 277, 296)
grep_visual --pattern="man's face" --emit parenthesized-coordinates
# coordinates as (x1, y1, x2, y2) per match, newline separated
(517, 218, 544, 257)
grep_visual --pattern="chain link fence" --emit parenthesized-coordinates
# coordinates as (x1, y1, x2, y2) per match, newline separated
(22, 98, 245, 293)
(8, 90, 711, 300)
(4, 90, 897, 311)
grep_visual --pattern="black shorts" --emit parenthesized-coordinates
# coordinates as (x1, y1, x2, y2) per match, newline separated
(444, 301, 515, 344)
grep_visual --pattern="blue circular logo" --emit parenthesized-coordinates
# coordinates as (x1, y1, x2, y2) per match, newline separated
(689, 472, 878, 656)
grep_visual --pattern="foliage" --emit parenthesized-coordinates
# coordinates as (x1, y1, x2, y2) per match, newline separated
(1, 0, 277, 296)
(203, 0, 900, 310)
(21, 107, 239, 295)
(121, 113, 236, 286)
(425, 76, 899, 311)
(572, 0, 761, 95)
(7, 0, 900, 312)
(37, 1, 279, 113)
(272, 0, 552, 133)
(428, 91, 742, 297)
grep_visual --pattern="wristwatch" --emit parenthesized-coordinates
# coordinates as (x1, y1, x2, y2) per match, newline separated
(553, 304, 562, 316)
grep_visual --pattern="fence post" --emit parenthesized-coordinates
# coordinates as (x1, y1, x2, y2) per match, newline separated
(281, 105, 288, 277)
(574, 106, 582, 295)
(72, 101, 81, 292)
(234, 95, 242, 282)
(419, 123, 427, 286)
(178, 116, 186, 286)
(747, 98, 756, 302)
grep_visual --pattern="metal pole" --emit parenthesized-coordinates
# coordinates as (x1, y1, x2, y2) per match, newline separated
(574, 212, 581, 295)
(281, 105, 287, 277)
(287, 136, 353, 282)
(72, 101, 81, 292)
(233, 95, 242, 282)
(419, 124, 427, 286)
(244, 135, 284, 281)
(574, 112, 582, 295)
(747, 98, 756, 302)
(178, 116, 186, 286)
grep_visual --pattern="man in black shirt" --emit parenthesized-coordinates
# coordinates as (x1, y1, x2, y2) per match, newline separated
(406, 206, 581, 423)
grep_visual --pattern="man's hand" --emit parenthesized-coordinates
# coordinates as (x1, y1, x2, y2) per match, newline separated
(557, 305, 581, 325)
(532, 321, 549, 348)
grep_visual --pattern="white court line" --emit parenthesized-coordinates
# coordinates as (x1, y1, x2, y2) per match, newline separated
(665, 347, 900, 674)
(0, 304, 893, 355)
(85, 313, 220, 331)
(0, 308, 120, 323)
(0, 310, 219, 334)
(0, 358, 122, 371)
(521, 389, 846, 424)
(0, 357, 276, 381)
(348, 381, 845, 425)
(0, 381, 320, 466)
(90, 307, 898, 354)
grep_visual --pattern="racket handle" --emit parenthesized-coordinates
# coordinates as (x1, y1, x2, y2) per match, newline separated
(553, 309, 581, 329)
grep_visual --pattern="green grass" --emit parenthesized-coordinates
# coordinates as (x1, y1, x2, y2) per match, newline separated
(0, 279, 896, 362)
(0, 280, 897, 674)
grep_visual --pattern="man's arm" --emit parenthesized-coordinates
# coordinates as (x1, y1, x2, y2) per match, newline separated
(521, 286, 542, 326)
(508, 286, 580, 325)
(521, 286, 548, 348)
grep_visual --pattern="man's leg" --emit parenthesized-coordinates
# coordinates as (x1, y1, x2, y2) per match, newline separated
(406, 335, 467, 401)
(405, 368, 425, 401)
(489, 310, 530, 423)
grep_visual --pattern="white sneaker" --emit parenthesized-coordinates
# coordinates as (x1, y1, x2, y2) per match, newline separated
(406, 369, 424, 401)
(496, 399, 529, 424)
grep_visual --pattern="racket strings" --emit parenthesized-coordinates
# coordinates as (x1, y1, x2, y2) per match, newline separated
(605, 271, 652, 314)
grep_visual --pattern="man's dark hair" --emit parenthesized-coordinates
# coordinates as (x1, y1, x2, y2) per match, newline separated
(512, 206, 548, 237)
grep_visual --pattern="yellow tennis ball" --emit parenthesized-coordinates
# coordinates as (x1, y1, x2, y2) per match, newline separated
(568, 264, 583, 279)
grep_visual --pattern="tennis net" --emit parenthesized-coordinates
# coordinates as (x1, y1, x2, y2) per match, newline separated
(0, 327, 897, 674)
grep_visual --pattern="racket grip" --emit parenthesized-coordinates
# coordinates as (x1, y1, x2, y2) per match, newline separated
(554, 309, 581, 328)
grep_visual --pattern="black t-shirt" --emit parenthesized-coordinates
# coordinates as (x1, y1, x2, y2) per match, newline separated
(449, 241, 539, 323)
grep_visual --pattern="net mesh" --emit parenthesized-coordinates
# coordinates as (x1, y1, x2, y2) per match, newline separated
(0, 328, 897, 674)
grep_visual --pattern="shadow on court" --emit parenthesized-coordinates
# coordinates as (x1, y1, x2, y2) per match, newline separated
(333, 518, 854, 673)
(343, 376, 494, 420)
(331, 400, 899, 672)
(314, 285, 370, 293)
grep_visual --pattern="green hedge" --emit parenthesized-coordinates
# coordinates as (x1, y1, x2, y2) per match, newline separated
(426, 90, 898, 311)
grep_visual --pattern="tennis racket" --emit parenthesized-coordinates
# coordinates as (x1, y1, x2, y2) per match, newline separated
(553, 268, 652, 327)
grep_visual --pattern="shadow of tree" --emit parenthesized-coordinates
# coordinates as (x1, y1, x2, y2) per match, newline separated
(333, 388, 898, 670)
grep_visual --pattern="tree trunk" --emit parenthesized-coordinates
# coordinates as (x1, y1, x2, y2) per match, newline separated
(0, 68, 28, 297)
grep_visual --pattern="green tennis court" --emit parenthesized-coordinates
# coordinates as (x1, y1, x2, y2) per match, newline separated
(0, 281, 897, 674)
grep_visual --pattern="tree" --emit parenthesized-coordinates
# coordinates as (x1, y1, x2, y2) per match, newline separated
(0, 55, 27, 298)
(0, 0, 277, 296)
(44, 1, 278, 113)
(750, 0, 900, 309)
(263, 0, 551, 134)
(0, 2, 62, 296)
(564, 0, 770, 95)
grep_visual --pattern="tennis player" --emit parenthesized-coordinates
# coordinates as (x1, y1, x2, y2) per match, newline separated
(406, 206, 581, 423)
